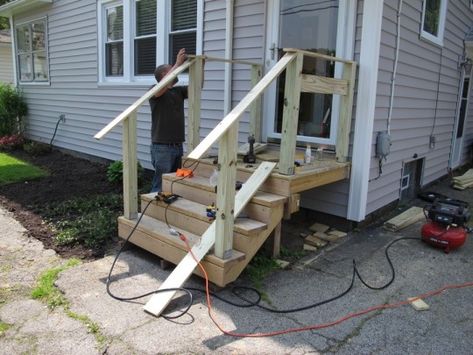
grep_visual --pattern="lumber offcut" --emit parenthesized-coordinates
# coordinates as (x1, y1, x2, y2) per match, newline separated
(384, 207, 425, 232)
(452, 169, 473, 190)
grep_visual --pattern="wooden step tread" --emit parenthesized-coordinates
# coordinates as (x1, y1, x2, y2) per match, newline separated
(119, 215, 245, 268)
(161, 174, 287, 207)
(141, 193, 267, 236)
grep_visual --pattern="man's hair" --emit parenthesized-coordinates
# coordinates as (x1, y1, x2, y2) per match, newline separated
(154, 64, 171, 82)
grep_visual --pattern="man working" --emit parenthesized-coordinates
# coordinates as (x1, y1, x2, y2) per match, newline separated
(149, 48, 188, 193)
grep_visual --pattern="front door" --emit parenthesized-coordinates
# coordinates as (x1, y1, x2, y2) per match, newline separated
(263, 0, 356, 146)
(450, 67, 471, 168)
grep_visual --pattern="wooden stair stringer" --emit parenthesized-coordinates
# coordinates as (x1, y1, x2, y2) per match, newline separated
(143, 161, 277, 317)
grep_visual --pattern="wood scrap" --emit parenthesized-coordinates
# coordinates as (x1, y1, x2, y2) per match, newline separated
(275, 259, 290, 269)
(303, 244, 317, 252)
(312, 231, 340, 242)
(327, 229, 347, 238)
(384, 207, 425, 232)
(309, 222, 330, 233)
(305, 235, 328, 248)
(452, 169, 473, 190)
(408, 297, 430, 311)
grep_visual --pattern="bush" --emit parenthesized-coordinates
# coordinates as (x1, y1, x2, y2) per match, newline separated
(107, 160, 143, 184)
(45, 194, 122, 249)
(23, 140, 51, 156)
(0, 84, 27, 136)
(0, 134, 24, 151)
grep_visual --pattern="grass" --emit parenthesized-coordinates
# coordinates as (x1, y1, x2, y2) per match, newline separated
(0, 321, 11, 336)
(31, 259, 81, 308)
(0, 152, 48, 185)
(30, 259, 107, 348)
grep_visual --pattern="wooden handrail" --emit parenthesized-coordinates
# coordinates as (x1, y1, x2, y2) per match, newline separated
(94, 58, 195, 140)
(189, 54, 260, 67)
(187, 52, 297, 160)
(283, 47, 356, 64)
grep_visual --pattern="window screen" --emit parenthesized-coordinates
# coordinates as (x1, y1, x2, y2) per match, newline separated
(106, 5, 124, 76)
(134, 0, 157, 75)
(169, 0, 197, 63)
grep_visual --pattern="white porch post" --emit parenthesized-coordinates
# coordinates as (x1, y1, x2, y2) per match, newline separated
(347, 0, 384, 221)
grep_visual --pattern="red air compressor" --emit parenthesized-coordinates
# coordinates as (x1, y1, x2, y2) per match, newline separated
(421, 199, 470, 253)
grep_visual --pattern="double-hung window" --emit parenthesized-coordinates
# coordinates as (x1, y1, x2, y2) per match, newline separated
(99, 0, 201, 84)
(15, 18, 49, 83)
(420, 0, 448, 46)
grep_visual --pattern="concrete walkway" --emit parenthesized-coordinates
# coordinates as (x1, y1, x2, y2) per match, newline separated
(1, 179, 473, 354)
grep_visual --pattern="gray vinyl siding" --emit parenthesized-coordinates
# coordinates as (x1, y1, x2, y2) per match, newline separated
(300, 0, 364, 218)
(365, 0, 473, 215)
(0, 43, 13, 84)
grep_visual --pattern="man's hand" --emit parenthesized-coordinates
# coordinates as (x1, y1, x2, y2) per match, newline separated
(175, 48, 187, 66)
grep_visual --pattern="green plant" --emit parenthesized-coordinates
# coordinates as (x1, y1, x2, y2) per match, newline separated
(106, 160, 144, 184)
(23, 140, 51, 156)
(45, 194, 122, 249)
(0, 321, 11, 337)
(0, 84, 27, 136)
(31, 259, 81, 309)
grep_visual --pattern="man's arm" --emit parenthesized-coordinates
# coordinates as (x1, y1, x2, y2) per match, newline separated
(154, 48, 188, 98)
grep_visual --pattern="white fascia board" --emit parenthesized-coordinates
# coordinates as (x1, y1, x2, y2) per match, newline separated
(0, 0, 52, 17)
(347, 0, 384, 222)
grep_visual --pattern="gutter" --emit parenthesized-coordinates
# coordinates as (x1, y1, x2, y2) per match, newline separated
(9, 17, 17, 86)
(0, 0, 52, 17)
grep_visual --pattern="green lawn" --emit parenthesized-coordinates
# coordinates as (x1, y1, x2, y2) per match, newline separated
(0, 152, 48, 185)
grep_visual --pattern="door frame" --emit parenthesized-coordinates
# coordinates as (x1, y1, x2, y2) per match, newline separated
(450, 66, 471, 168)
(262, 0, 357, 145)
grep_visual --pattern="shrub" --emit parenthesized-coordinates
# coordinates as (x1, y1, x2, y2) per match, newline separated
(0, 84, 27, 136)
(0, 134, 24, 151)
(107, 160, 143, 184)
(23, 140, 51, 156)
(45, 194, 122, 249)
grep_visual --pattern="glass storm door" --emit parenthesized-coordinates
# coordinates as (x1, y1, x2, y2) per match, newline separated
(263, 0, 354, 146)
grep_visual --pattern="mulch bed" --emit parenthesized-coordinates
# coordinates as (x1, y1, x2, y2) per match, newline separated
(0, 149, 122, 259)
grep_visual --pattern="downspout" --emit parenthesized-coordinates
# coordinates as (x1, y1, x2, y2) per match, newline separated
(9, 16, 17, 86)
(223, 0, 234, 115)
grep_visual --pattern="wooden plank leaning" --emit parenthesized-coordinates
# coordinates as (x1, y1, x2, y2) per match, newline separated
(143, 161, 277, 317)
(94, 59, 195, 140)
(122, 112, 138, 219)
(187, 53, 296, 160)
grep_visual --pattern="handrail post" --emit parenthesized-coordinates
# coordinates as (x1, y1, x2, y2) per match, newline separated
(214, 122, 238, 259)
(122, 114, 138, 219)
(336, 62, 357, 163)
(279, 52, 303, 175)
(250, 64, 262, 141)
(188, 56, 203, 152)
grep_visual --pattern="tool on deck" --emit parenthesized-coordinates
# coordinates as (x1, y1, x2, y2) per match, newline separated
(156, 191, 180, 204)
(176, 168, 193, 177)
(206, 203, 216, 220)
(243, 135, 256, 164)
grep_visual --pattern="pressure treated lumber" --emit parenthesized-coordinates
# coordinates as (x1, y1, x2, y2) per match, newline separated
(143, 162, 276, 317)
(279, 52, 303, 175)
(384, 207, 425, 231)
(188, 56, 203, 151)
(187, 53, 296, 160)
(301, 74, 348, 95)
(122, 113, 138, 219)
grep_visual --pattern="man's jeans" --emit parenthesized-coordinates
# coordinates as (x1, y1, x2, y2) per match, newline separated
(150, 143, 183, 193)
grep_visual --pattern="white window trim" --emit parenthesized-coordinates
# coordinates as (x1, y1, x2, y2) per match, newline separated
(97, 0, 203, 85)
(420, 0, 448, 46)
(15, 16, 50, 86)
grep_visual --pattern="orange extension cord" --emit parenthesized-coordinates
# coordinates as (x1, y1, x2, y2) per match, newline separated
(179, 233, 473, 338)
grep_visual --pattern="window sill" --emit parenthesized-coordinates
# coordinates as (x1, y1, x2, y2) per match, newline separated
(19, 81, 51, 86)
(420, 31, 444, 47)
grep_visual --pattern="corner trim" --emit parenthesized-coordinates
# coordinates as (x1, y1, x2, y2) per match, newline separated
(347, 0, 384, 222)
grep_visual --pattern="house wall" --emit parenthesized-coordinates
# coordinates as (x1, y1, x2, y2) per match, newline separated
(365, 0, 473, 215)
(0, 43, 13, 84)
(13, 0, 264, 169)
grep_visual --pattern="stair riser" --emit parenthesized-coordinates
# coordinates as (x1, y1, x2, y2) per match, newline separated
(164, 166, 291, 196)
(141, 201, 255, 253)
(118, 223, 227, 286)
(161, 180, 274, 224)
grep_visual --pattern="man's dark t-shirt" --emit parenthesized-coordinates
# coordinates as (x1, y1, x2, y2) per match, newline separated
(149, 86, 188, 144)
